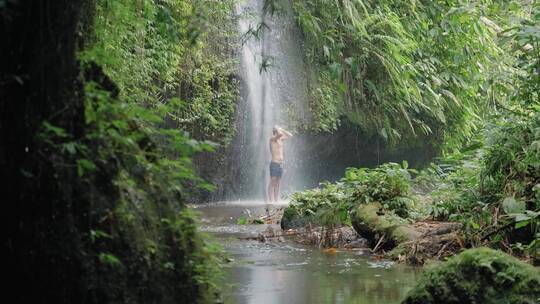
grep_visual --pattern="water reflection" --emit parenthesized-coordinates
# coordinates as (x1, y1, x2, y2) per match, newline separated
(196, 202, 420, 304)
(222, 240, 418, 304)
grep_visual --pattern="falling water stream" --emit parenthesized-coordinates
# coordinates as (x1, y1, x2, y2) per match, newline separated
(196, 1, 420, 303)
(233, 0, 312, 199)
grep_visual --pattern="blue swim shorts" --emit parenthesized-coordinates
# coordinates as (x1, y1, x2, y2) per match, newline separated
(269, 161, 283, 178)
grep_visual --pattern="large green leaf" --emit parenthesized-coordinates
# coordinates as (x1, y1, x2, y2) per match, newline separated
(501, 197, 526, 214)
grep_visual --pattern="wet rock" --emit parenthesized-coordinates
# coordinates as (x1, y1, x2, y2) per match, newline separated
(286, 226, 369, 249)
(343, 237, 370, 249)
(278, 206, 370, 248)
(336, 226, 369, 248)
(264, 226, 276, 238)
(402, 247, 540, 304)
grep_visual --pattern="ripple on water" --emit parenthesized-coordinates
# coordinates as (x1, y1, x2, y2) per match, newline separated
(194, 200, 419, 304)
(367, 260, 396, 269)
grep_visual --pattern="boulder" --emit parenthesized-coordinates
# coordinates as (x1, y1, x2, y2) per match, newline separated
(402, 247, 540, 304)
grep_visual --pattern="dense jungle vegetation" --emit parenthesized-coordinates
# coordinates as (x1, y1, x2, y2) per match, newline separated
(2, 0, 539, 303)
(291, 0, 534, 145)
(3, 0, 237, 302)
(284, 0, 540, 262)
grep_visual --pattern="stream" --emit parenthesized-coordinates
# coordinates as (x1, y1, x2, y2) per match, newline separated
(195, 201, 420, 304)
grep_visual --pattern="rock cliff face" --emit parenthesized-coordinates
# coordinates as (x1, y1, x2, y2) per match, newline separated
(202, 119, 436, 201)
(280, 121, 437, 192)
(3, 1, 94, 301)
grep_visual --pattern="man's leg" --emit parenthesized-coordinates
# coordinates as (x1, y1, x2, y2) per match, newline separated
(273, 177, 280, 203)
(267, 177, 274, 203)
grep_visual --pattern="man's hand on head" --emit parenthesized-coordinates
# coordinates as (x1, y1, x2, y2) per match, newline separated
(279, 127, 293, 139)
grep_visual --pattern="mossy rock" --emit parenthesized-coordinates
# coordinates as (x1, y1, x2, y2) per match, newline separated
(402, 247, 540, 304)
(351, 202, 420, 247)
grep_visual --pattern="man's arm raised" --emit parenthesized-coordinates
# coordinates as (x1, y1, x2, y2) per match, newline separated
(278, 127, 293, 139)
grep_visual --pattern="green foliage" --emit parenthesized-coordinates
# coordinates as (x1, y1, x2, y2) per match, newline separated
(481, 109, 540, 210)
(286, 0, 540, 261)
(236, 215, 264, 225)
(402, 247, 540, 304)
(84, 80, 215, 194)
(479, 106, 540, 255)
(418, 109, 539, 253)
(503, 7, 540, 108)
(252, 218, 265, 224)
(34, 0, 241, 302)
(285, 181, 352, 228)
(291, 0, 521, 147)
(475, 10, 539, 252)
(415, 5, 539, 250)
(72, 77, 223, 301)
(98, 253, 123, 268)
(308, 73, 341, 132)
(165, 208, 226, 299)
(284, 162, 417, 228)
(90, 229, 112, 243)
(417, 145, 484, 221)
(347, 162, 415, 218)
(80, 0, 239, 144)
(237, 216, 247, 225)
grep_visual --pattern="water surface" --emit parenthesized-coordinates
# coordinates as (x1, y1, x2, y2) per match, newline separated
(195, 201, 420, 304)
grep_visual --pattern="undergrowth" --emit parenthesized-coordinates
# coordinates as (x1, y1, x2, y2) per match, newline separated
(283, 162, 418, 228)
(34, 0, 239, 302)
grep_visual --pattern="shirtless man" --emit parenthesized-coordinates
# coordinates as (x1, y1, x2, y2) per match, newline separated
(268, 125, 293, 204)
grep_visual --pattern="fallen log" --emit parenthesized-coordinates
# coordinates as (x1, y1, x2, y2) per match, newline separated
(351, 202, 422, 248)
(351, 202, 463, 264)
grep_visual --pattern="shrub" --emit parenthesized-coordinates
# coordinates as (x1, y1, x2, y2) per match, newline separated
(282, 162, 416, 229)
(402, 247, 540, 304)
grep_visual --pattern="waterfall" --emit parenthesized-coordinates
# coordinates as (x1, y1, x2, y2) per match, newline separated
(233, 0, 311, 200)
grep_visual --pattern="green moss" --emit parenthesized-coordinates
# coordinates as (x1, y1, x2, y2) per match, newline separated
(351, 202, 418, 246)
(352, 203, 397, 232)
(402, 248, 540, 304)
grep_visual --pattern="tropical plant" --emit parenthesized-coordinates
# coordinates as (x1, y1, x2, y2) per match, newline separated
(291, 0, 521, 150)
(74, 0, 238, 301)
(81, 0, 239, 145)
(286, 162, 417, 227)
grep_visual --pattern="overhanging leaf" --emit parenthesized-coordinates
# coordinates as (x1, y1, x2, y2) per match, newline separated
(502, 197, 526, 214)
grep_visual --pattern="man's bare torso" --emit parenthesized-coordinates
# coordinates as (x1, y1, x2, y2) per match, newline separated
(267, 126, 292, 203)
(270, 138, 284, 164)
